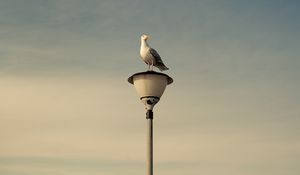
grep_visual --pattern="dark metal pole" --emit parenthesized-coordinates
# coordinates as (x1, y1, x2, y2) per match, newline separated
(146, 110, 153, 175)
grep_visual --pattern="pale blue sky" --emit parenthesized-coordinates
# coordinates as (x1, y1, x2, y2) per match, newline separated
(1, 0, 300, 175)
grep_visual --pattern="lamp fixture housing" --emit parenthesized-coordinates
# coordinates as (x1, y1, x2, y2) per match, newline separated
(128, 71, 173, 110)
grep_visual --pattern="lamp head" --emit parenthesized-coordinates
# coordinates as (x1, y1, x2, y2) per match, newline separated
(128, 71, 173, 110)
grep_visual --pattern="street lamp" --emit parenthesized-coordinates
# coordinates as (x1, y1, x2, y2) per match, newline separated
(128, 71, 173, 175)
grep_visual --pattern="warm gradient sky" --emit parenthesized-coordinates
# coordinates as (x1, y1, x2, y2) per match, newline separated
(1, 0, 300, 175)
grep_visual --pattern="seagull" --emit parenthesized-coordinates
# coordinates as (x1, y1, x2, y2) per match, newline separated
(140, 34, 169, 71)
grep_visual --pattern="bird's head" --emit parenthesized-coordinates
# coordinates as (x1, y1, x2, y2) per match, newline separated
(141, 34, 149, 41)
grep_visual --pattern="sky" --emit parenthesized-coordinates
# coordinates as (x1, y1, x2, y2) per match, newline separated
(0, 0, 300, 175)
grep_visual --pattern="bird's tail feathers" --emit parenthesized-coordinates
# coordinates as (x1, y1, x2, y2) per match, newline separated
(157, 64, 169, 71)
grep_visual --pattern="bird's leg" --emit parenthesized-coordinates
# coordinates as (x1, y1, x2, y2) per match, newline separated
(148, 63, 151, 71)
(151, 60, 154, 71)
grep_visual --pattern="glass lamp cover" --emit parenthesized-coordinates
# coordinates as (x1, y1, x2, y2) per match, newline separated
(128, 71, 173, 99)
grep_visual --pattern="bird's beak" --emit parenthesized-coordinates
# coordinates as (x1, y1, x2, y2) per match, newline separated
(146, 35, 150, 39)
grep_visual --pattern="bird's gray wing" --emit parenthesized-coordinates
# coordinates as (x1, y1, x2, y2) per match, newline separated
(149, 48, 163, 63)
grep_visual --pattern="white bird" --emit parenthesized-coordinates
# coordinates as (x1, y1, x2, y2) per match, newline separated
(140, 34, 169, 71)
